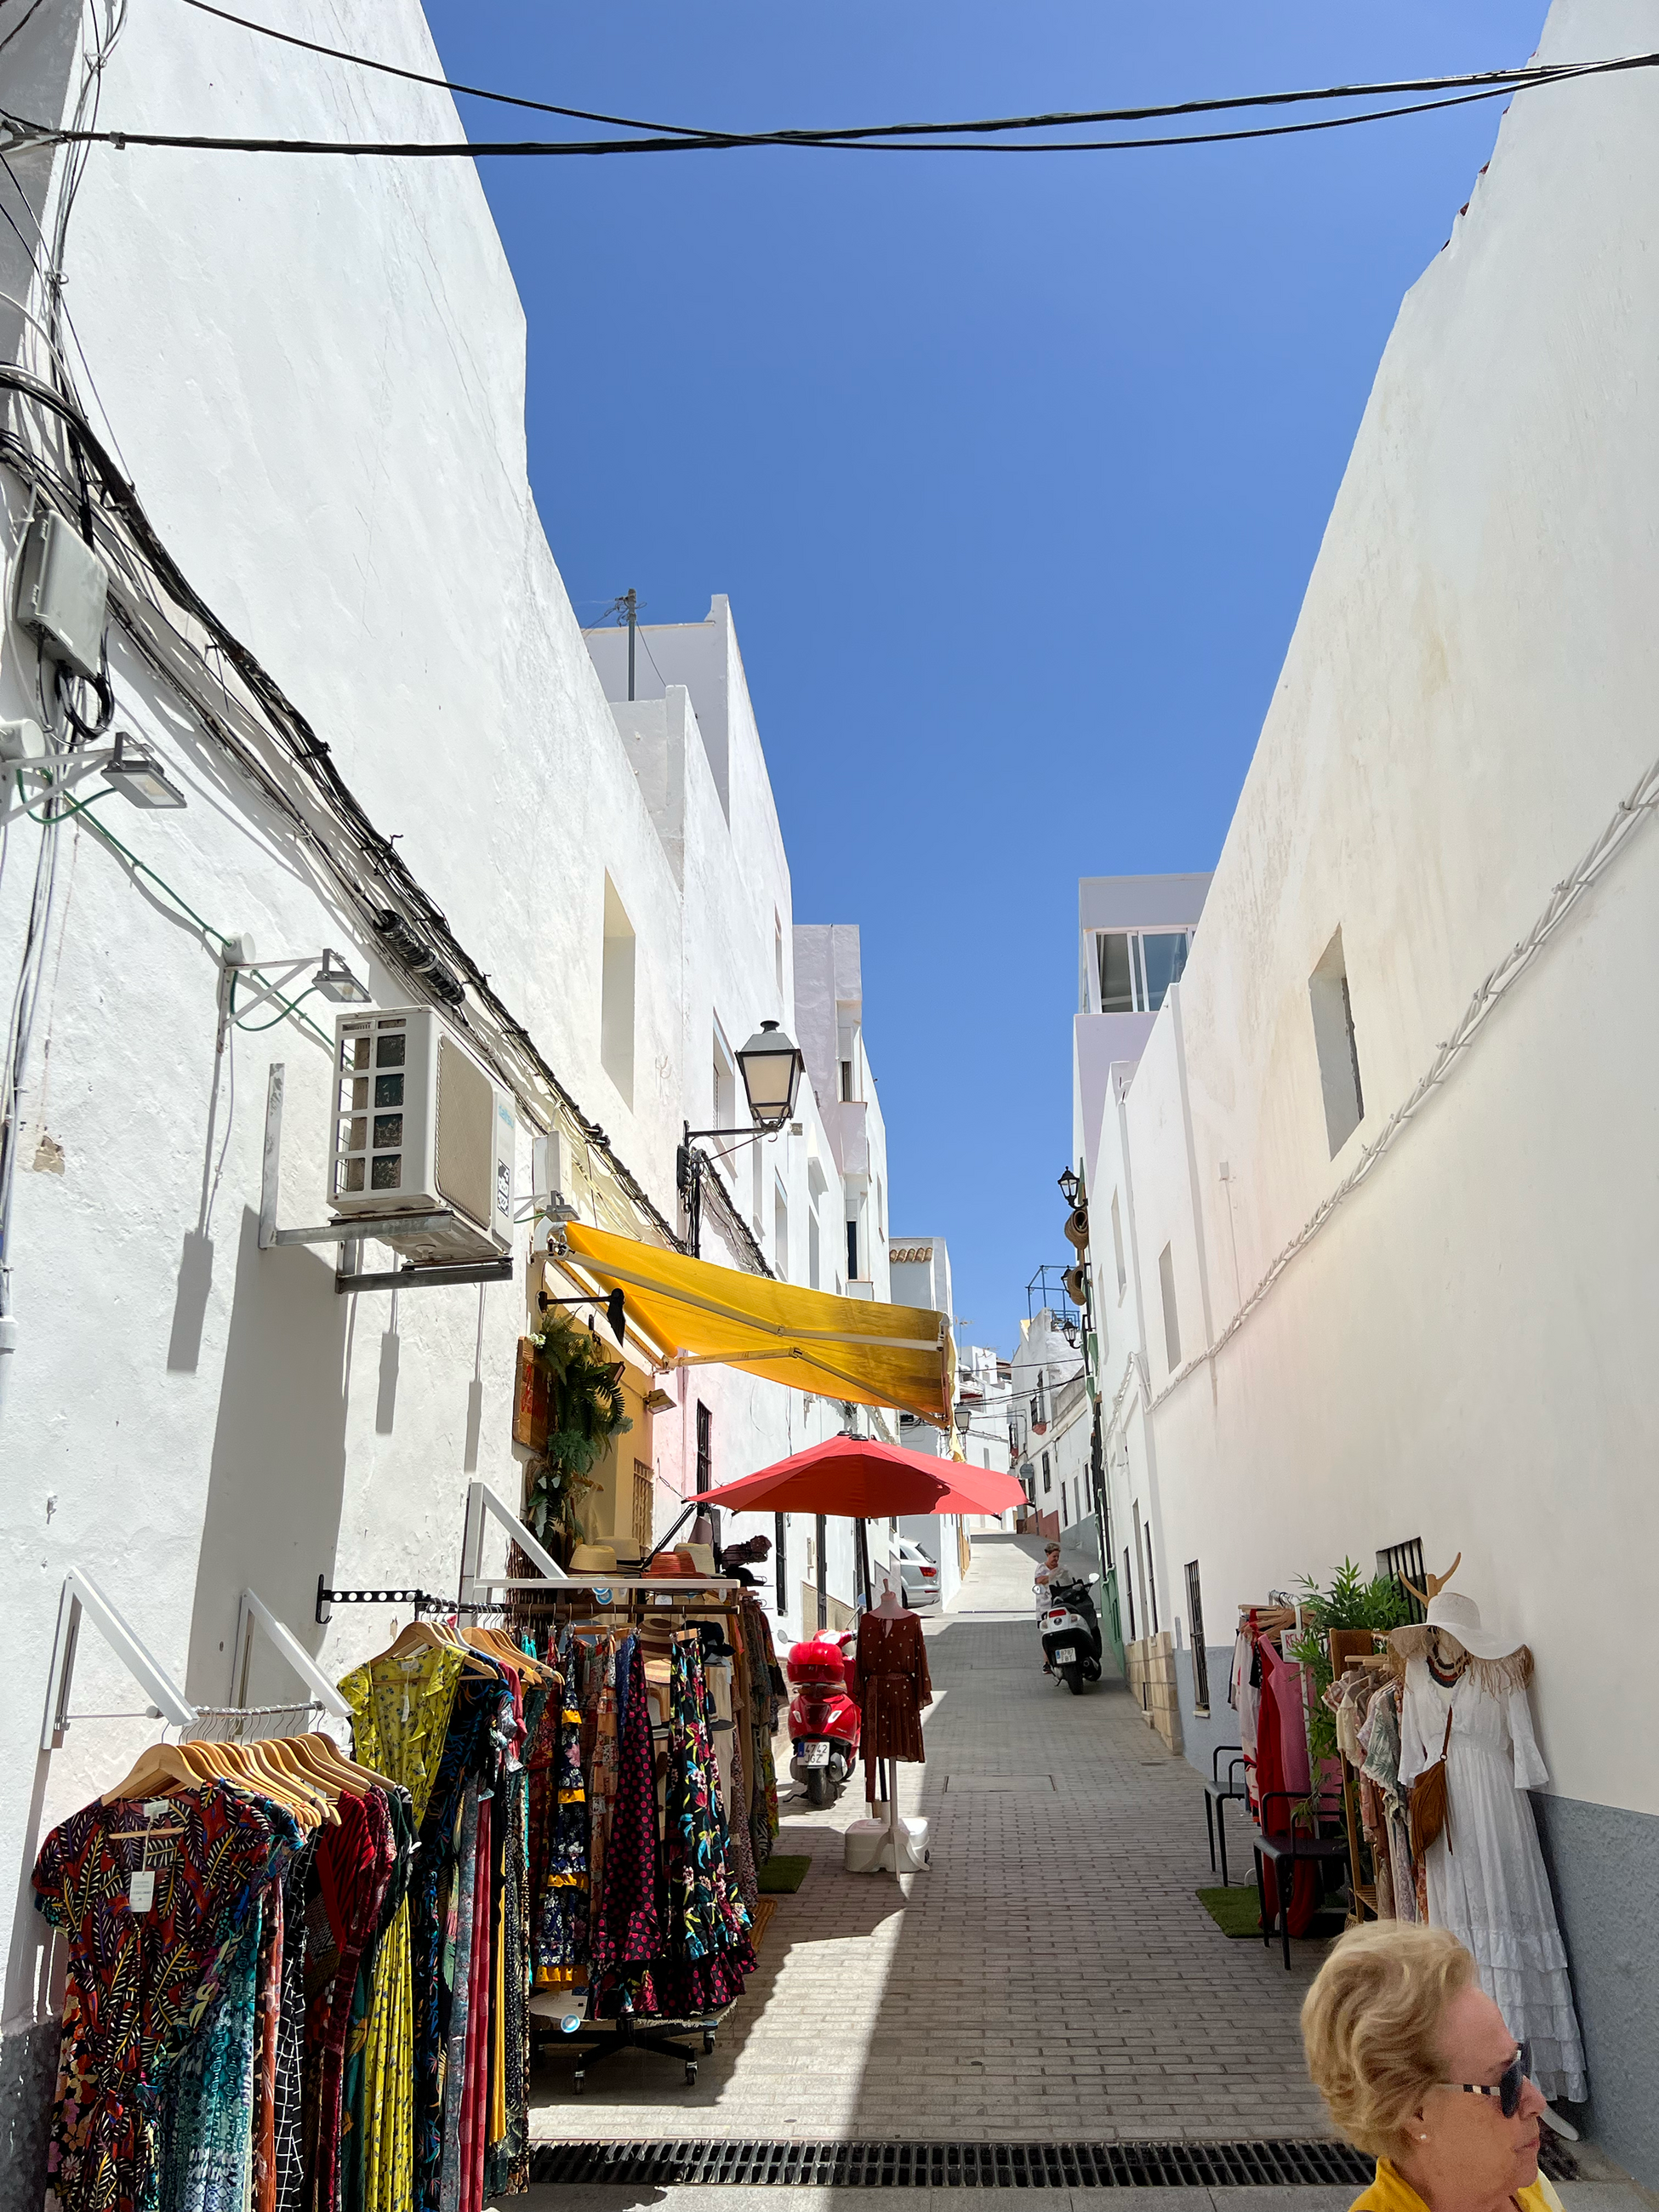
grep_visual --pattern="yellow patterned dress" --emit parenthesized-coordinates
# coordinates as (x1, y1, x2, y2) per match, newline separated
(339, 1647, 465, 2212)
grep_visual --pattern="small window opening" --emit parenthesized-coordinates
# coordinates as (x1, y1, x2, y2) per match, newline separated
(1309, 926, 1365, 1156)
(600, 875, 636, 1107)
(1184, 1559, 1210, 1713)
(1158, 1243, 1181, 1371)
(695, 1401, 712, 1491)
(1378, 1537, 1428, 1623)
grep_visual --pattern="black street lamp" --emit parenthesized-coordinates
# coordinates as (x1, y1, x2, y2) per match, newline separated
(677, 1019, 806, 1258)
(1058, 1164, 1080, 1206)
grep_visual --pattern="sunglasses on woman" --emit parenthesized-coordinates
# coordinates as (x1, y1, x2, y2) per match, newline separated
(1445, 2044, 1531, 2119)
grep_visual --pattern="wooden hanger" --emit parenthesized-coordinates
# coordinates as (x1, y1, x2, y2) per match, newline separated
(100, 1742, 214, 1804)
(289, 1732, 389, 1793)
(378, 1618, 496, 1678)
(462, 1625, 558, 1683)
(254, 1736, 342, 1824)
(242, 1742, 329, 1827)
(203, 1741, 327, 1829)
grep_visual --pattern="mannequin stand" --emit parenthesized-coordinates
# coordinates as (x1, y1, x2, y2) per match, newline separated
(843, 1754, 931, 1875)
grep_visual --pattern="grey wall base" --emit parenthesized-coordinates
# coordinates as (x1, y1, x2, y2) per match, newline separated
(1, 2015, 59, 2212)
(1175, 1645, 1246, 1819)
(1532, 1793, 1659, 2191)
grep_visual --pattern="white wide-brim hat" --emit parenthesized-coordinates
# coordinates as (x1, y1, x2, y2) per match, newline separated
(1390, 1589, 1523, 1663)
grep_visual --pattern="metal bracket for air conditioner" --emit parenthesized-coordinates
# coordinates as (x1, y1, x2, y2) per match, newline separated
(259, 1061, 514, 1295)
(229, 1588, 351, 1719)
(458, 1479, 569, 1605)
(43, 1566, 197, 1752)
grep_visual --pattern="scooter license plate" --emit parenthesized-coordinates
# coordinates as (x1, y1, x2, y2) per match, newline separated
(1052, 1646, 1076, 1665)
(802, 1742, 831, 1767)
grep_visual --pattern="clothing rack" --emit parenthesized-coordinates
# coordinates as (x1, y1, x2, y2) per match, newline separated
(43, 1566, 197, 1751)
(522, 1579, 769, 2090)
(232, 1588, 352, 1719)
(1327, 1628, 1399, 1926)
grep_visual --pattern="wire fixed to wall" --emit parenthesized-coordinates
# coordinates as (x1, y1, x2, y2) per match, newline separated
(1146, 746, 1659, 1417)
(0, 362, 716, 1275)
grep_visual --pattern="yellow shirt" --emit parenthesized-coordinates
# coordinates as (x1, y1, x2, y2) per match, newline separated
(1352, 2158, 1565, 2212)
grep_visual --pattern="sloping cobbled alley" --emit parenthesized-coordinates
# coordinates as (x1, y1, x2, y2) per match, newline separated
(515, 1536, 1639, 2212)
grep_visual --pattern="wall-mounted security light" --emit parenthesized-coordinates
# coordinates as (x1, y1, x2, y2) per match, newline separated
(102, 733, 186, 810)
(311, 949, 370, 1004)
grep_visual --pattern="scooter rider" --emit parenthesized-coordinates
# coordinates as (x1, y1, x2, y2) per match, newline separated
(1034, 1540, 1069, 1609)
(1035, 1541, 1066, 1670)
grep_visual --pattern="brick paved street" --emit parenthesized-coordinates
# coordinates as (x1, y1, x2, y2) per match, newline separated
(526, 1533, 1338, 2146)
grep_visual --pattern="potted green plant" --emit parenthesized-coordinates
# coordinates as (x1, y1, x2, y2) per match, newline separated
(1287, 1557, 1411, 1782)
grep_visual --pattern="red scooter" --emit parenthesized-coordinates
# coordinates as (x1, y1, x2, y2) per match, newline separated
(786, 1631, 861, 1807)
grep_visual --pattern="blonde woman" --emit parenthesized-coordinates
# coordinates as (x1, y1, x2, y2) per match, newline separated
(1303, 1923, 1573, 2212)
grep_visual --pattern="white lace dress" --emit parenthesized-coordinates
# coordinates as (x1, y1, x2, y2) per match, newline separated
(1399, 1659, 1587, 2101)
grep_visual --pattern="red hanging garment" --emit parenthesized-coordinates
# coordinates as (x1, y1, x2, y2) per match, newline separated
(1254, 1636, 1322, 1938)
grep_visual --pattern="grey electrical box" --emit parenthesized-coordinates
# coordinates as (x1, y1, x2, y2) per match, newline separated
(14, 513, 108, 679)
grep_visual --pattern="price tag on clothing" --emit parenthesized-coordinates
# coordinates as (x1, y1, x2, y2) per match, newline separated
(128, 1869, 157, 1913)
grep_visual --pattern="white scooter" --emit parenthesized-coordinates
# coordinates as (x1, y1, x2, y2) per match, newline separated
(1040, 1573, 1104, 1694)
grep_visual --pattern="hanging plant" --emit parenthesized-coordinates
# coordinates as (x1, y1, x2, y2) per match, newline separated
(522, 1310, 632, 1543)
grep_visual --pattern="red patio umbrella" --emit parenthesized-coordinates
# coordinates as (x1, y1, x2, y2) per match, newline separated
(690, 1433, 1025, 1520)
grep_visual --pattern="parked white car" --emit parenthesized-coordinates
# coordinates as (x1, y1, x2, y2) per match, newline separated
(894, 1536, 942, 1610)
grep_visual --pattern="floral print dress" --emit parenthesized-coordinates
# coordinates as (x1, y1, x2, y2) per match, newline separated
(33, 1782, 298, 2212)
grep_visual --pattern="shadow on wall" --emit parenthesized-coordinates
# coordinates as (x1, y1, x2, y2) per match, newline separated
(185, 1206, 351, 1707)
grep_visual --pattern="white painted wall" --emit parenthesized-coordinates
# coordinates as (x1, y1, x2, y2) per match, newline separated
(1080, 0, 1659, 1824)
(0, 0, 930, 2141)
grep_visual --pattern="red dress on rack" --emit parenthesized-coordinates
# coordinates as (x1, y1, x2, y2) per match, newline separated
(1254, 1635, 1321, 1938)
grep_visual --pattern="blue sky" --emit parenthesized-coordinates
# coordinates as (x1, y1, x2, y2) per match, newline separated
(424, 0, 1550, 1353)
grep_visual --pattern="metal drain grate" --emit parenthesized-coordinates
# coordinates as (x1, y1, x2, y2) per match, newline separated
(529, 2138, 1377, 2188)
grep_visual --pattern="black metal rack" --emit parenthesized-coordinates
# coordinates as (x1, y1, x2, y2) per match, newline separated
(315, 1577, 449, 1625)
(532, 2004, 723, 2092)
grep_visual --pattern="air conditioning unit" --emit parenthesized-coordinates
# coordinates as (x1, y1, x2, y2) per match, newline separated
(329, 1006, 514, 1264)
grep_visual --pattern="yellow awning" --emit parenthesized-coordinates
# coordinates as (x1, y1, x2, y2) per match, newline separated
(556, 1221, 955, 1430)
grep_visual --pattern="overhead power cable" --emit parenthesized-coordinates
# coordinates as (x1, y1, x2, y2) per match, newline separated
(3, 37, 1657, 160)
(175, 7, 1659, 147)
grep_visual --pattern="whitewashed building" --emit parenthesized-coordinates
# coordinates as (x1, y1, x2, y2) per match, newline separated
(0, 0, 936, 2175)
(1009, 1311, 1085, 1530)
(1075, 0, 1659, 2177)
